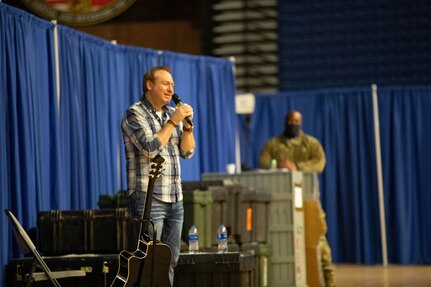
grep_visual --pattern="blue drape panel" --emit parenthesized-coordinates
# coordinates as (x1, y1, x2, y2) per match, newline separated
(244, 88, 381, 263)
(378, 86, 431, 264)
(58, 27, 114, 209)
(200, 57, 237, 173)
(159, 52, 236, 180)
(318, 89, 381, 264)
(0, 3, 60, 285)
(58, 27, 160, 209)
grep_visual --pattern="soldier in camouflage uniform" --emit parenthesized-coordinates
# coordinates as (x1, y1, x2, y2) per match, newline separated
(259, 110, 336, 287)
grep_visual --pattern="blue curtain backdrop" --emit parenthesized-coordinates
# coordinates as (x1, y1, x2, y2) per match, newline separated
(58, 26, 160, 208)
(0, 4, 60, 285)
(240, 86, 431, 264)
(378, 86, 431, 264)
(243, 88, 381, 264)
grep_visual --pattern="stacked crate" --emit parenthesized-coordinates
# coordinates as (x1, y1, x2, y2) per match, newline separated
(182, 188, 214, 250)
(38, 208, 135, 255)
(203, 171, 317, 287)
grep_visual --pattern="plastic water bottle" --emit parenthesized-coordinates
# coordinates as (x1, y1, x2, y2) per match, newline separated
(188, 225, 199, 253)
(269, 159, 277, 170)
(217, 224, 228, 253)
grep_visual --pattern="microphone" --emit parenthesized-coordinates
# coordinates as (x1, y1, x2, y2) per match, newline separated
(172, 93, 193, 127)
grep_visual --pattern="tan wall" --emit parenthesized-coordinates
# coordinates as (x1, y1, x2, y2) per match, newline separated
(76, 20, 203, 55)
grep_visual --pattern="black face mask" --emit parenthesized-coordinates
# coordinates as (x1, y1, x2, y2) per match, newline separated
(284, 124, 301, 139)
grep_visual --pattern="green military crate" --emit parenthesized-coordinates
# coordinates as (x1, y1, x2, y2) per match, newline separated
(239, 189, 271, 243)
(224, 183, 248, 244)
(182, 189, 213, 250)
(207, 183, 270, 246)
(208, 186, 229, 246)
(242, 242, 271, 287)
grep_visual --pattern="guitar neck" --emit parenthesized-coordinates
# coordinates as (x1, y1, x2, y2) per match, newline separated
(142, 177, 156, 221)
(139, 154, 165, 239)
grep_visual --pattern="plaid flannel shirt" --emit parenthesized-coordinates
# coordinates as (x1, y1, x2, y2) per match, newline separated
(121, 97, 194, 203)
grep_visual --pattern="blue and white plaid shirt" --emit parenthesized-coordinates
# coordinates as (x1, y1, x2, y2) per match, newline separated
(121, 96, 194, 203)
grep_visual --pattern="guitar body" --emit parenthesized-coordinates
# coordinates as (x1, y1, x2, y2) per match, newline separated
(111, 155, 172, 287)
(111, 240, 172, 287)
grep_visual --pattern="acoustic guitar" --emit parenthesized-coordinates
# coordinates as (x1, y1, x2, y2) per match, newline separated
(111, 154, 172, 287)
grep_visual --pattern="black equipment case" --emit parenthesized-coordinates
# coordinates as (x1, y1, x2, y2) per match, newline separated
(6, 254, 119, 287)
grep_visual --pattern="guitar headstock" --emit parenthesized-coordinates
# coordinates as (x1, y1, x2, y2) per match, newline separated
(149, 154, 165, 179)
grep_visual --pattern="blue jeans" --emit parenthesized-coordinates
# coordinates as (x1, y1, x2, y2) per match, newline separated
(129, 191, 183, 286)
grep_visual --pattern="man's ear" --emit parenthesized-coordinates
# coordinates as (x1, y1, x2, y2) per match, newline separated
(146, 80, 153, 91)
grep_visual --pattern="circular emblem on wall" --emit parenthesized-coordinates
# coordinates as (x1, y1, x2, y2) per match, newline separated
(21, 0, 136, 26)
